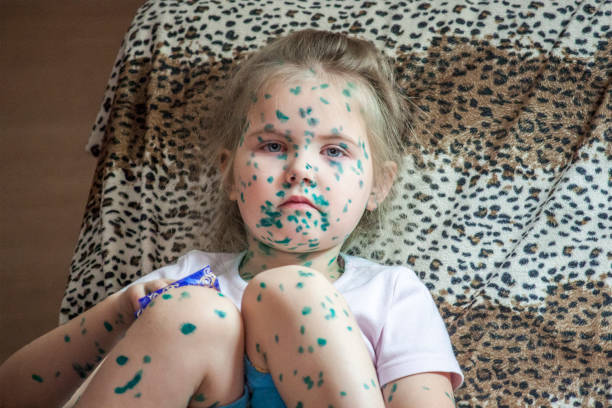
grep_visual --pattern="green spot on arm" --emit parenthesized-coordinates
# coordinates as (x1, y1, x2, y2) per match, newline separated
(32, 374, 44, 383)
(114, 370, 143, 394)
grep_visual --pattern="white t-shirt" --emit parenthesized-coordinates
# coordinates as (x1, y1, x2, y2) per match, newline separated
(128, 250, 464, 390)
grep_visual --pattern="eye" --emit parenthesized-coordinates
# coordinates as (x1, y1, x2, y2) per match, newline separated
(261, 142, 285, 153)
(322, 146, 347, 158)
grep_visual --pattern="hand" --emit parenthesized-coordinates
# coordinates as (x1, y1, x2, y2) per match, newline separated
(120, 278, 174, 319)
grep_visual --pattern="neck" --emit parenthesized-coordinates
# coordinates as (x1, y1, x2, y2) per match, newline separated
(238, 234, 344, 282)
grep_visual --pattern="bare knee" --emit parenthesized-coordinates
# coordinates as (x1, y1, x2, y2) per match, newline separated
(136, 285, 243, 356)
(241, 265, 344, 368)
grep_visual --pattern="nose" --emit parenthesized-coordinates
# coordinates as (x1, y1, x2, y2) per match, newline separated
(286, 157, 315, 186)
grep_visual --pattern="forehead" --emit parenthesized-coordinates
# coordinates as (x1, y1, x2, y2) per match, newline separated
(247, 76, 368, 136)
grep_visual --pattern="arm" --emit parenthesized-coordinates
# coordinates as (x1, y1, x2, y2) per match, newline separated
(0, 279, 169, 408)
(382, 372, 456, 408)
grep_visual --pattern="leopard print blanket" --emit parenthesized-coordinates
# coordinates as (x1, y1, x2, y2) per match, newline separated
(61, 1, 611, 406)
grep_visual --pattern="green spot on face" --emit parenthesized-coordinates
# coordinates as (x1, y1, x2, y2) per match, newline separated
(32, 374, 43, 383)
(162, 293, 172, 300)
(302, 306, 312, 315)
(64, 335, 71, 343)
(300, 325, 305, 335)
(342, 89, 351, 97)
(296, 282, 304, 288)
(214, 309, 227, 318)
(181, 323, 197, 335)
(319, 97, 329, 104)
(260, 282, 266, 288)
(135, 393, 142, 398)
(181, 291, 190, 299)
(103, 321, 113, 332)
(257, 293, 262, 302)
(267, 176, 274, 183)
(264, 94, 272, 99)
(320, 83, 329, 89)
(276, 110, 290, 123)
(317, 338, 327, 346)
(143, 355, 151, 364)
(340, 391, 347, 397)
(116, 355, 129, 366)
(114, 370, 143, 394)
(193, 393, 205, 402)
(290, 86, 301, 95)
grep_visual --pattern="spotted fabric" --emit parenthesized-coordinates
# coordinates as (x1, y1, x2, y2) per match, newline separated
(61, 1, 611, 406)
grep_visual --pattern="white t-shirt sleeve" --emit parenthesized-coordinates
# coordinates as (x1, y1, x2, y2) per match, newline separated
(375, 269, 464, 390)
(117, 250, 202, 292)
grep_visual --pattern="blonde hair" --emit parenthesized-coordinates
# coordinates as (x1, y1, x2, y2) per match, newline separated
(208, 29, 412, 251)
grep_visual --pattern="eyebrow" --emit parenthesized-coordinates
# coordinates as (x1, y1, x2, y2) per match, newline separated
(316, 133, 360, 148)
(246, 128, 360, 148)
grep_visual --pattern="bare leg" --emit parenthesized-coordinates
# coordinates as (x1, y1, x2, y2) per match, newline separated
(75, 286, 244, 408)
(241, 265, 385, 408)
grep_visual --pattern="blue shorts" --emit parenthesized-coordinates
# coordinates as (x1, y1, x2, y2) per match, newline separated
(219, 357, 285, 408)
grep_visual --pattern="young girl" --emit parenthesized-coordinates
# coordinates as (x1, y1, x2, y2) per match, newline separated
(0, 29, 462, 408)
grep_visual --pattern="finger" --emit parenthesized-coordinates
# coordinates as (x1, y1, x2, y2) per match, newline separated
(145, 278, 174, 294)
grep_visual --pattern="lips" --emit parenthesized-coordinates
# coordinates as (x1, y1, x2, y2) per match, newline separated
(279, 195, 318, 211)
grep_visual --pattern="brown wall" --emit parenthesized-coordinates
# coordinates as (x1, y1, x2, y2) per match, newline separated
(0, 0, 144, 363)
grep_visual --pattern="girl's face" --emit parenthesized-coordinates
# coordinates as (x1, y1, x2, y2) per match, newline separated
(227, 77, 379, 253)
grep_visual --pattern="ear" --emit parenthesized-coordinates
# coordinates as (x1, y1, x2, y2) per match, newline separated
(218, 149, 239, 202)
(366, 161, 397, 211)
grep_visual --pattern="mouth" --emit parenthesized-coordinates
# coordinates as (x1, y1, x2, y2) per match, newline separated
(279, 195, 318, 212)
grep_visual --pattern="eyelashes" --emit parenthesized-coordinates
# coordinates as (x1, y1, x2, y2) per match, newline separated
(260, 141, 285, 153)
(257, 140, 350, 159)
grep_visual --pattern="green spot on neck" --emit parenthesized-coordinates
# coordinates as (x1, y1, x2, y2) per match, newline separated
(116, 355, 129, 366)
